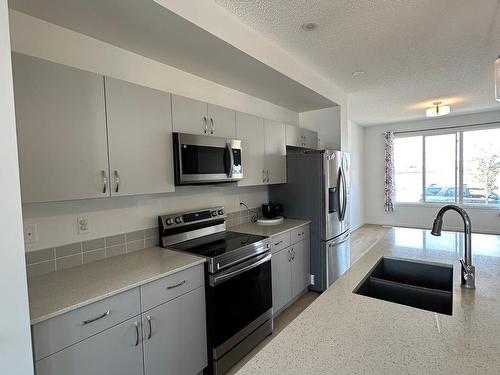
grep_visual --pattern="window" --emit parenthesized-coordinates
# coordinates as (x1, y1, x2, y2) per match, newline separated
(394, 126, 500, 206)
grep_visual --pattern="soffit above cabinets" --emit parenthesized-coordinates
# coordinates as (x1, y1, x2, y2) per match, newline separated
(8, 0, 336, 112)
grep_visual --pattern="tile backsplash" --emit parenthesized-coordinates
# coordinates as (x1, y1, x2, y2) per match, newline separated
(26, 207, 261, 278)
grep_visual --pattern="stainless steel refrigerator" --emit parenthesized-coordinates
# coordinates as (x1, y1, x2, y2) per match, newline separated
(269, 149, 351, 292)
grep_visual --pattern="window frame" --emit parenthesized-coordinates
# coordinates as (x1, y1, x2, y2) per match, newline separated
(394, 123, 500, 209)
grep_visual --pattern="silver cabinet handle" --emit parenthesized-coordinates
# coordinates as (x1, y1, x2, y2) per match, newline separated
(203, 116, 208, 134)
(262, 169, 266, 183)
(114, 170, 120, 193)
(292, 249, 296, 260)
(266, 170, 270, 183)
(274, 240, 283, 246)
(81, 310, 110, 325)
(146, 315, 152, 340)
(210, 118, 215, 134)
(288, 249, 291, 262)
(134, 321, 139, 346)
(101, 170, 107, 194)
(166, 280, 186, 290)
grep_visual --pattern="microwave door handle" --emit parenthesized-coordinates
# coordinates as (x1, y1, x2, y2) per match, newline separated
(226, 142, 234, 178)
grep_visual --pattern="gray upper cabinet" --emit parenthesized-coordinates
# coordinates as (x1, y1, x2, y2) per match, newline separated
(35, 317, 144, 375)
(207, 103, 236, 138)
(171, 94, 236, 138)
(285, 124, 318, 149)
(105, 78, 175, 196)
(264, 120, 286, 184)
(13, 53, 109, 203)
(142, 287, 207, 375)
(236, 112, 265, 187)
(171, 94, 209, 135)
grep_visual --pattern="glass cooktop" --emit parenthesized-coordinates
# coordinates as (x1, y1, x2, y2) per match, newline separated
(170, 231, 267, 259)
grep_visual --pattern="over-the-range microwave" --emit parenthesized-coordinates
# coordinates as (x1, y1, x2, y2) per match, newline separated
(173, 132, 243, 185)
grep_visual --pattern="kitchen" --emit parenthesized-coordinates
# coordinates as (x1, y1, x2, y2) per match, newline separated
(1, 1, 500, 375)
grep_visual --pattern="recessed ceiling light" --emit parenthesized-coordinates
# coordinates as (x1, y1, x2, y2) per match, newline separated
(426, 102, 451, 117)
(301, 22, 318, 31)
(352, 71, 364, 77)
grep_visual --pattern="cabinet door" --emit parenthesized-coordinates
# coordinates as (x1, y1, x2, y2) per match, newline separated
(143, 287, 207, 375)
(285, 124, 302, 147)
(35, 317, 143, 375)
(12, 53, 109, 203)
(105, 78, 175, 196)
(236, 112, 266, 186)
(171, 94, 208, 135)
(271, 247, 292, 314)
(291, 240, 311, 299)
(207, 103, 236, 138)
(264, 120, 286, 184)
(303, 128, 318, 149)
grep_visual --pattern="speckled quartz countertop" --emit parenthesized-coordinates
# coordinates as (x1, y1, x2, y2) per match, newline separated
(231, 219, 310, 237)
(28, 247, 204, 325)
(237, 227, 500, 374)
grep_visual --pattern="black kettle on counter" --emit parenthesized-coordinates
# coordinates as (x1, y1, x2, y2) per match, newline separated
(261, 202, 283, 219)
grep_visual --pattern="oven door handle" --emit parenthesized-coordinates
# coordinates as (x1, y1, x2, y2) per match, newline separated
(211, 253, 271, 286)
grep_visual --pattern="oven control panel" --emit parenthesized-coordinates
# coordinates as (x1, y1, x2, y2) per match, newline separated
(159, 207, 226, 230)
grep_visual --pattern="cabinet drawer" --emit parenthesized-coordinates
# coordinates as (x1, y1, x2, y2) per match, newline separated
(32, 287, 140, 361)
(271, 232, 291, 253)
(141, 264, 204, 311)
(291, 225, 309, 245)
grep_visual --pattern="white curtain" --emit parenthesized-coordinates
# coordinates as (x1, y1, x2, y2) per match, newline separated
(384, 131, 396, 212)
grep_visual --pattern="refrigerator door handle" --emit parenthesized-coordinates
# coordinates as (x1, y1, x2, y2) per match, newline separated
(336, 168, 343, 221)
(339, 166, 348, 221)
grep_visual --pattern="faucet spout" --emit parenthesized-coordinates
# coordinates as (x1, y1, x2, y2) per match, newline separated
(430, 205, 475, 289)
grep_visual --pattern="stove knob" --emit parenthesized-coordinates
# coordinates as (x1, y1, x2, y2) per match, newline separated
(175, 216, 182, 224)
(211, 210, 218, 217)
(165, 218, 173, 226)
(218, 209, 224, 215)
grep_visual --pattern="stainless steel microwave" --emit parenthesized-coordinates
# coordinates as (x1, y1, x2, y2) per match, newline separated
(173, 132, 243, 185)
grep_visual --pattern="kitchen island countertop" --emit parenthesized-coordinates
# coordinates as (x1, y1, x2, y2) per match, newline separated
(236, 227, 500, 374)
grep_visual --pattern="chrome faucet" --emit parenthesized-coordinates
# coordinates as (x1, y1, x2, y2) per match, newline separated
(431, 205, 475, 289)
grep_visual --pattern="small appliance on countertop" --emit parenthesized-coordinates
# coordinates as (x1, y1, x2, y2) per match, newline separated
(261, 202, 283, 219)
(159, 207, 272, 375)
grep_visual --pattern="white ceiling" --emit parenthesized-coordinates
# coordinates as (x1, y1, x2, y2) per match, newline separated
(8, 0, 336, 112)
(215, 0, 500, 125)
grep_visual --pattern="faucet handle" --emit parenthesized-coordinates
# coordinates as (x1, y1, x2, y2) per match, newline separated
(460, 259, 476, 289)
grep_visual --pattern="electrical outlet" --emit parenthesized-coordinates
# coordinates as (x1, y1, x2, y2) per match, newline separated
(309, 274, 315, 286)
(77, 216, 90, 235)
(23, 223, 38, 244)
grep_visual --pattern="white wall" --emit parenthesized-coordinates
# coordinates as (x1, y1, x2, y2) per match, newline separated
(348, 121, 365, 230)
(0, 1, 34, 372)
(364, 110, 500, 234)
(299, 106, 342, 150)
(9, 12, 282, 252)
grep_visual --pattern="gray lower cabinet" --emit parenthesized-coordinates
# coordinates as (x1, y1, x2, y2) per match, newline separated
(271, 247, 293, 313)
(142, 287, 207, 375)
(35, 317, 143, 375)
(271, 225, 311, 314)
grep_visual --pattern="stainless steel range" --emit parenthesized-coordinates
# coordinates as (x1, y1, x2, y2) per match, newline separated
(159, 207, 273, 375)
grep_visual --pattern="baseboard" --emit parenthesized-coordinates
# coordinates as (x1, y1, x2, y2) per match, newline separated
(350, 221, 367, 232)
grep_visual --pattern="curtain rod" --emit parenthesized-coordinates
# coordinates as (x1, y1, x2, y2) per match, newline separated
(382, 120, 500, 135)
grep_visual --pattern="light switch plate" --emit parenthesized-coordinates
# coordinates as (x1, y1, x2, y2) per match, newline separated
(77, 216, 90, 235)
(24, 223, 38, 244)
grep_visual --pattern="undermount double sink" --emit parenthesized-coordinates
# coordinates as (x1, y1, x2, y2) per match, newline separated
(354, 257, 453, 315)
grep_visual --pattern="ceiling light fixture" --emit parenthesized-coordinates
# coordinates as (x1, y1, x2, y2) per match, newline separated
(495, 55, 500, 102)
(301, 22, 318, 31)
(426, 102, 451, 117)
(352, 71, 364, 77)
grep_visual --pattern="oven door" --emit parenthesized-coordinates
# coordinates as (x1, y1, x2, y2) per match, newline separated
(207, 252, 272, 360)
(173, 132, 243, 185)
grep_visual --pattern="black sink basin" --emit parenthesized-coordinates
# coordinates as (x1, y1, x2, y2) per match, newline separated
(353, 257, 453, 315)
